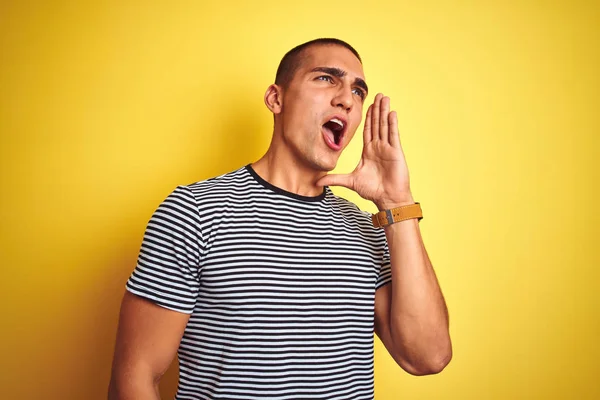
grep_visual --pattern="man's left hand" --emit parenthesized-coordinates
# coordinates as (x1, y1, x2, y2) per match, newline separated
(317, 93, 415, 210)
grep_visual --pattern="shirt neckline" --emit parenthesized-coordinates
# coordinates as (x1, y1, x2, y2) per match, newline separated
(245, 164, 327, 203)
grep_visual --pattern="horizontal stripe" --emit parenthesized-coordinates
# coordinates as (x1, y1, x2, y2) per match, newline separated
(125, 165, 391, 399)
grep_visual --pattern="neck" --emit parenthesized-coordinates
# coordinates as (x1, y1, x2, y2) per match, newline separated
(252, 139, 327, 198)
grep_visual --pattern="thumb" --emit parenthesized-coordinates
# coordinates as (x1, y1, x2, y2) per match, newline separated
(316, 173, 354, 189)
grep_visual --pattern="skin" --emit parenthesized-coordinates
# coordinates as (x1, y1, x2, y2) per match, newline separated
(323, 92, 453, 374)
(108, 43, 451, 399)
(253, 45, 367, 191)
(108, 293, 189, 400)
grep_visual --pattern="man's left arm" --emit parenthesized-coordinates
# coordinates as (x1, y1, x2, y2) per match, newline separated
(374, 203, 452, 375)
(317, 92, 452, 375)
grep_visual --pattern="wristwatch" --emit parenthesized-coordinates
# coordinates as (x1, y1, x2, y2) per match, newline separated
(372, 202, 423, 228)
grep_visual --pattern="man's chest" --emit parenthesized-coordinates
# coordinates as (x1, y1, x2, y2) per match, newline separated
(196, 204, 384, 305)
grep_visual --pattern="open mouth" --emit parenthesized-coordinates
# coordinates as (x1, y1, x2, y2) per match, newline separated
(322, 117, 346, 149)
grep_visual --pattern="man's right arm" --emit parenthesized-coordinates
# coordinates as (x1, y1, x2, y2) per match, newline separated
(108, 291, 190, 400)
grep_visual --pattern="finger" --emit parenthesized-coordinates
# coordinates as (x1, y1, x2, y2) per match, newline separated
(363, 104, 373, 143)
(371, 93, 382, 141)
(380, 96, 390, 142)
(389, 110, 401, 148)
(316, 173, 354, 189)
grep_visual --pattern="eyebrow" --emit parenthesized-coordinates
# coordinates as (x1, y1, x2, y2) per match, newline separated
(311, 66, 369, 95)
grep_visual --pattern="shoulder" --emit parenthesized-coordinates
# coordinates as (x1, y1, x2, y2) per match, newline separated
(153, 166, 252, 222)
(173, 165, 259, 207)
(184, 165, 252, 197)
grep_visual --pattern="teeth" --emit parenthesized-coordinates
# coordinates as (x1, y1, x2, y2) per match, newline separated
(330, 118, 344, 128)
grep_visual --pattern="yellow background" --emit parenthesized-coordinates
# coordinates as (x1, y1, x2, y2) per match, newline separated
(1, 1, 598, 399)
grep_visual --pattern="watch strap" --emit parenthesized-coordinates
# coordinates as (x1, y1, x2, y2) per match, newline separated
(372, 202, 423, 228)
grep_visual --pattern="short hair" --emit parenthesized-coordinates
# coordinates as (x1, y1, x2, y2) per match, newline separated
(274, 38, 362, 88)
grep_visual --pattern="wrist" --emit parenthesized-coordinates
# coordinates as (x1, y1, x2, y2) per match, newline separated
(371, 200, 422, 228)
(375, 194, 415, 211)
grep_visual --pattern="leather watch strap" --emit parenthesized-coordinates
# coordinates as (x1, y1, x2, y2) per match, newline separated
(372, 202, 423, 228)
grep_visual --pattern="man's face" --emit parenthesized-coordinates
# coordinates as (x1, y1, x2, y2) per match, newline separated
(277, 45, 368, 172)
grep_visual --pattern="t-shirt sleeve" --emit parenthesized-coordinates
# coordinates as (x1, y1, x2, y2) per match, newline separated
(376, 242, 392, 290)
(126, 185, 202, 314)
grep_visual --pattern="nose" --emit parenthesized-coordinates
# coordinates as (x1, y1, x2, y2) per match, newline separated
(332, 85, 353, 111)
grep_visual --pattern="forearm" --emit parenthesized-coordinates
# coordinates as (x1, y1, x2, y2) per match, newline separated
(384, 214, 451, 373)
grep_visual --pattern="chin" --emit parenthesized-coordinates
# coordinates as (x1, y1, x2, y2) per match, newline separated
(311, 157, 338, 172)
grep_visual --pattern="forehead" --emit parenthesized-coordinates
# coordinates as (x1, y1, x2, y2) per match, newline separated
(299, 45, 365, 80)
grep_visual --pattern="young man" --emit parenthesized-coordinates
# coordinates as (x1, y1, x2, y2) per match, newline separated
(109, 38, 451, 400)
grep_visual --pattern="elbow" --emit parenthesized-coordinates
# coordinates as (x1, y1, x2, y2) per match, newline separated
(108, 368, 161, 400)
(408, 350, 452, 376)
(399, 340, 453, 376)
(108, 374, 132, 400)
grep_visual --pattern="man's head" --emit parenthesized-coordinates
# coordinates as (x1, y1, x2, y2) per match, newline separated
(264, 38, 368, 172)
(274, 38, 362, 90)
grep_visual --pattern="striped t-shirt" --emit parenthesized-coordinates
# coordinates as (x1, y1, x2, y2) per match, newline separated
(126, 165, 392, 400)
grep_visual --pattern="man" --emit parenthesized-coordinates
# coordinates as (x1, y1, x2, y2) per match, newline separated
(109, 38, 451, 400)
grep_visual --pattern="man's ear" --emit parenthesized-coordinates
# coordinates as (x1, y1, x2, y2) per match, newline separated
(264, 84, 283, 114)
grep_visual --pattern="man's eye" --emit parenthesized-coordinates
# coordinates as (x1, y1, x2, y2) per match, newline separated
(352, 88, 366, 99)
(317, 75, 334, 83)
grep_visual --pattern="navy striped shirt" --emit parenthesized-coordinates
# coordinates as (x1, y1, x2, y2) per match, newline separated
(127, 165, 391, 400)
